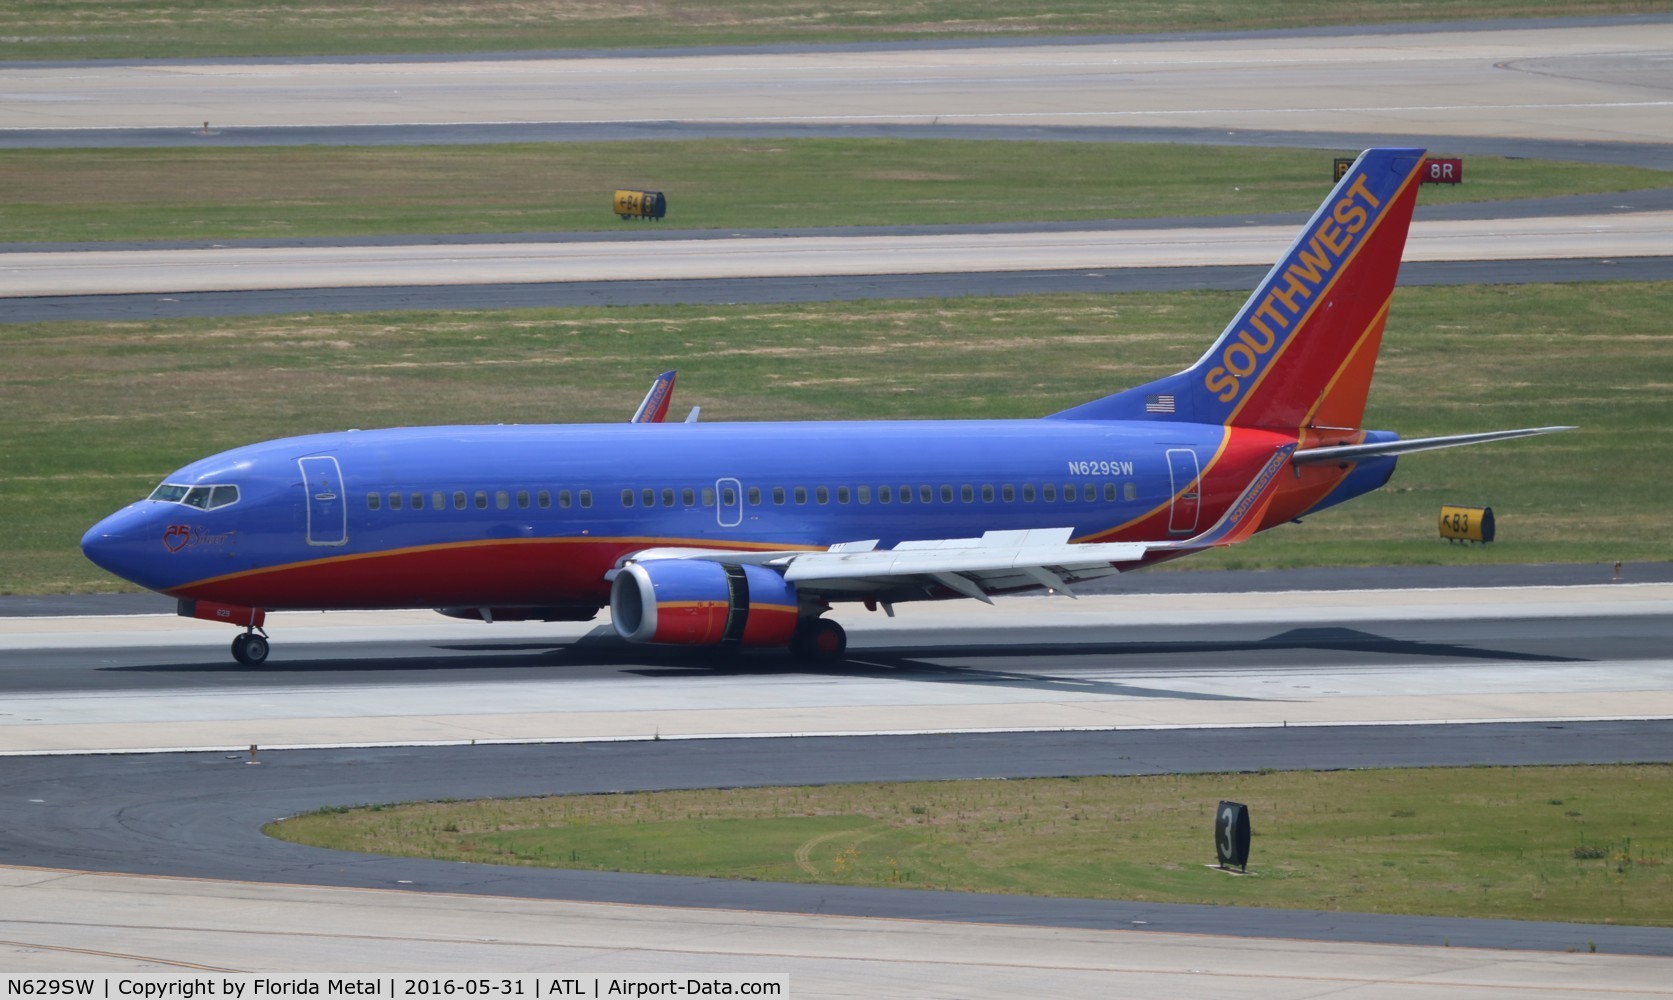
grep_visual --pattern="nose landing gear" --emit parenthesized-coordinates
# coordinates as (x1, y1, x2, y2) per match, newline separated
(231, 628, 270, 666)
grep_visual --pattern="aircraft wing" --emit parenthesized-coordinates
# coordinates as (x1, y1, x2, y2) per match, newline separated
(619, 445, 1293, 602)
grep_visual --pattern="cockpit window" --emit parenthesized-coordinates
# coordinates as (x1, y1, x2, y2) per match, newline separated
(149, 482, 239, 510)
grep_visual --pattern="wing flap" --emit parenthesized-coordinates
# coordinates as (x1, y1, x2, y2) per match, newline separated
(780, 536, 1151, 584)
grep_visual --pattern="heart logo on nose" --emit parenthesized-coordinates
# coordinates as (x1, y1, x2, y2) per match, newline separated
(162, 525, 190, 552)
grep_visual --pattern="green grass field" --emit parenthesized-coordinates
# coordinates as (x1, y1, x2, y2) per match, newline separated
(4, 1, 1665, 60)
(7, 281, 1668, 594)
(267, 764, 1673, 928)
(4, 141, 1666, 245)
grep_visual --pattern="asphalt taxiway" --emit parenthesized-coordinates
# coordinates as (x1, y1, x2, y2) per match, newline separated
(4, 721, 1673, 960)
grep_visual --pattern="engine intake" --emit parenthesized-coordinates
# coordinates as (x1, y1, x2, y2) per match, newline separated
(611, 560, 798, 647)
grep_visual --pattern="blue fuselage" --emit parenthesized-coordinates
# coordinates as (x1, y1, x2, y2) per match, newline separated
(83, 416, 1400, 610)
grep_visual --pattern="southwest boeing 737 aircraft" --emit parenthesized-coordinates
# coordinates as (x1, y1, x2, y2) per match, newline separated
(82, 148, 1569, 665)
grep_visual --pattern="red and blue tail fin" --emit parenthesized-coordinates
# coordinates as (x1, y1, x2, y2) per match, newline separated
(630, 370, 677, 424)
(1050, 147, 1426, 432)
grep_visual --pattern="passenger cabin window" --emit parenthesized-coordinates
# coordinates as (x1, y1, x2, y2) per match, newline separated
(538, 490, 551, 509)
(1023, 484, 1036, 502)
(940, 485, 954, 503)
(662, 488, 675, 508)
(1104, 484, 1117, 502)
(684, 488, 697, 506)
(580, 490, 593, 508)
(453, 491, 466, 510)
(919, 485, 932, 503)
(411, 492, 425, 510)
(1083, 483, 1096, 502)
(773, 487, 786, 505)
(621, 489, 635, 508)
(960, 485, 974, 503)
(879, 486, 892, 504)
(1043, 484, 1056, 502)
(388, 492, 402, 511)
(815, 487, 829, 505)
(857, 486, 871, 504)
(433, 492, 445, 511)
(748, 487, 761, 505)
(475, 491, 489, 510)
(795, 487, 808, 505)
(557, 490, 571, 509)
(366, 493, 381, 511)
(1002, 485, 1015, 503)
(517, 490, 530, 509)
(1124, 482, 1138, 501)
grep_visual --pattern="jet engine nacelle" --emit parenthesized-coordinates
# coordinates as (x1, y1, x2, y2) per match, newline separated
(610, 560, 799, 647)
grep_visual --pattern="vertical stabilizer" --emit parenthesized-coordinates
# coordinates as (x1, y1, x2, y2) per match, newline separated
(1050, 148, 1426, 432)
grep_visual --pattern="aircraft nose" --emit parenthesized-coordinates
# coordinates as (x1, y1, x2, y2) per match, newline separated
(81, 506, 164, 588)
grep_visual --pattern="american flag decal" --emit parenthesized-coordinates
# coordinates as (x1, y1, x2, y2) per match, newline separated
(1145, 394, 1176, 413)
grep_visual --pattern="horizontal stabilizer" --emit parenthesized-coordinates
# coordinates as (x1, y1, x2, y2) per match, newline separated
(1293, 426, 1575, 464)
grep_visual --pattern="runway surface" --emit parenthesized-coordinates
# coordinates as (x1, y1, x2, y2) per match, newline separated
(4, 584, 1673, 958)
(7, 256, 1669, 324)
(5, 211, 1671, 298)
(4, 20, 1669, 146)
(1, 584, 1671, 754)
(3, 583, 1670, 958)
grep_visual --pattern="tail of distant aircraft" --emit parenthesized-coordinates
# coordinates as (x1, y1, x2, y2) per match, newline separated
(1050, 147, 1426, 433)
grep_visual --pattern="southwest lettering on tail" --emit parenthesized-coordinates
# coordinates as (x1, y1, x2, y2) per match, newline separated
(1204, 172, 1385, 404)
(81, 148, 1572, 667)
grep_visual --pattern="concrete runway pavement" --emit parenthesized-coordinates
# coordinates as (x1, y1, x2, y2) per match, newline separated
(3, 21, 1669, 146)
(4, 583, 1669, 754)
(9, 866, 1670, 994)
(5, 211, 1673, 298)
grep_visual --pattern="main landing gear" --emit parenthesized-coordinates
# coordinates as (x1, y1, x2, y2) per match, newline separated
(231, 628, 270, 666)
(790, 617, 847, 661)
